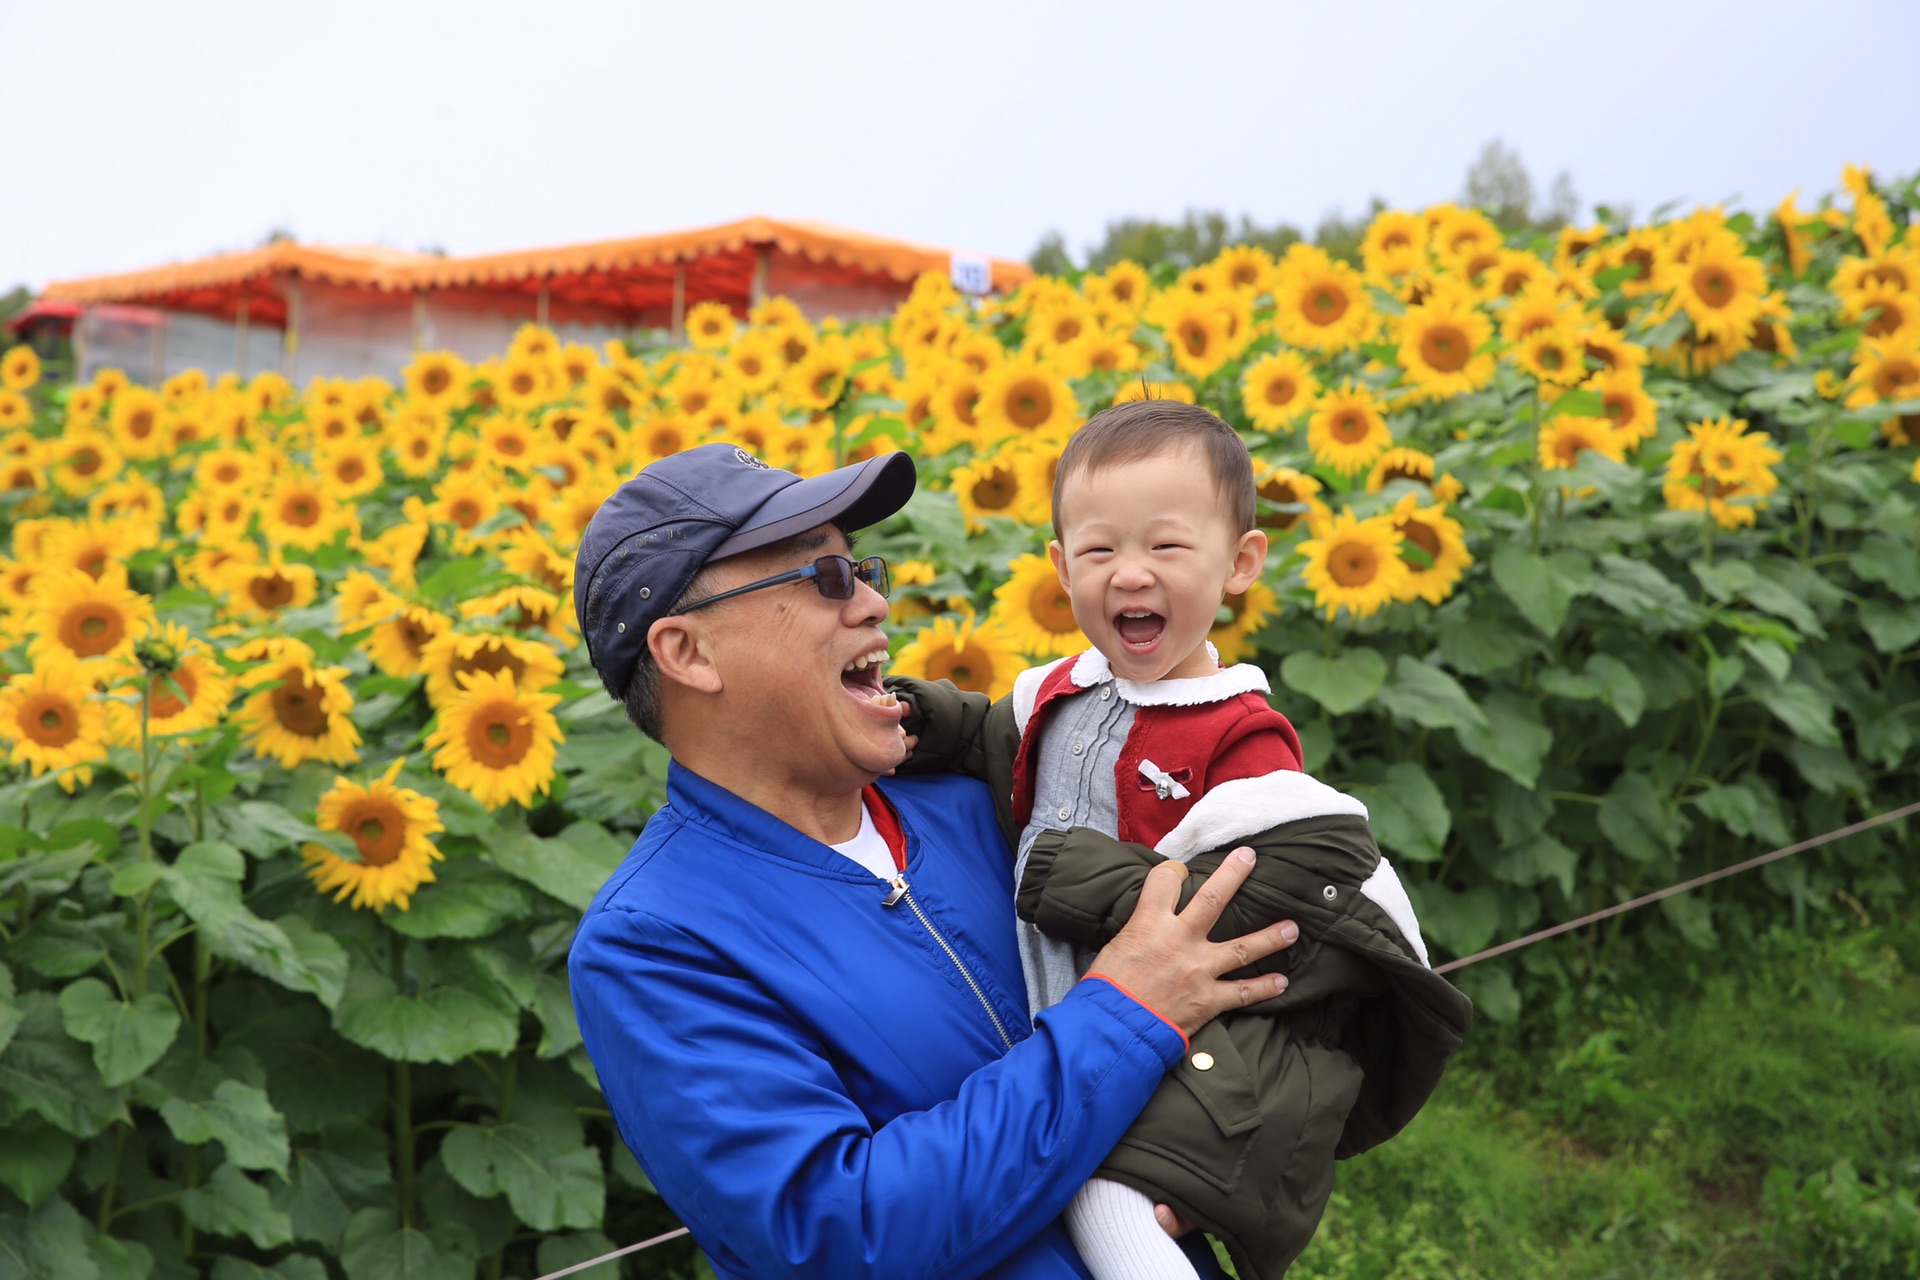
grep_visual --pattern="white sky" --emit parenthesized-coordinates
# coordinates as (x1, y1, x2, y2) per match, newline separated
(3, 0, 1915, 290)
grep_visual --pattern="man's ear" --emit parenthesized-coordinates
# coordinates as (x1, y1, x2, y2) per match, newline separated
(648, 615, 723, 695)
(1047, 539, 1070, 589)
(1225, 528, 1268, 595)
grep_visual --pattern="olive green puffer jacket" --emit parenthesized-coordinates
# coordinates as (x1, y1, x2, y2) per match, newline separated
(889, 675, 1475, 1280)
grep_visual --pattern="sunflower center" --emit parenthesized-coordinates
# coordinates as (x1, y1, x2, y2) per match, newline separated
(650, 428, 685, 456)
(1028, 582, 1081, 636)
(149, 665, 200, 719)
(1623, 248, 1654, 281)
(1420, 324, 1470, 373)
(454, 647, 528, 688)
(1873, 360, 1920, 400)
(1306, 286, 1348, 324)
(216, 463, 241, 484)
(1554, 433, 1597, 465)
(1328, 543, 1379, 588)
(971, 466, 1018, 511)
(1603, 394, 1633, 427)
(397, 617, 438, 657)
(1264, 376, 1298, 407)
(1863, 303, 1904, 339)
(1180, 322, 1211, 357)
(283, 495, 320, 527)
(128, 410, 155, 438)
(1693, 265, 1735, 308)
(421, 367, 451, 395)
(448, 498, 483, 528)
(62, 605, 124, 657)
(338, 458, 365, 483)
(72, 447, 103, 476)
(951, 387, 980, 427)
(1399, 519, 1441, 561)
(1539, 345, 1566, 372)
(251, 573, 296, 609)
(467, 704, 534, 768)
(27, 695, 78, 747)
(1330, 411, 1372, 443)
(1007, 380, 1052, 430)
(927, 647, 990, 694)
(270, 669, 332, 738)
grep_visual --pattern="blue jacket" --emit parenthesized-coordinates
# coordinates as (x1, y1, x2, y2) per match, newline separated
(569, 763, 1188, 1280)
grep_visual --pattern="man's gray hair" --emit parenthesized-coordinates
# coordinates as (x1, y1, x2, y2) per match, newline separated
(617, 568, 717, 743)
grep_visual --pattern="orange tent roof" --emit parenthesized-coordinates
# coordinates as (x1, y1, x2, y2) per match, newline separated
(41, 218, 1030, 328)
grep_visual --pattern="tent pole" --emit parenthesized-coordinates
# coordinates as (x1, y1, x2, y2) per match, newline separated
(284, 280, 303, 384)
(670, 266, 686, 345)
(413, 295, 427, 353)
(73, 306, 89, 383)
(537, 281, 550, 330)
(235, 301, 250, 377)
(751, 245, 770, 308)
(150, 313, 166, 386)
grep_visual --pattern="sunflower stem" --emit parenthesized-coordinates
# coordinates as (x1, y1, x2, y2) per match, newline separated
(390, 931, 417, 1229)
(132, 672, 156, 1002)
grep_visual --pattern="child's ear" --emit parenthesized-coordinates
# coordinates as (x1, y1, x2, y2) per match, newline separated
(648, 616, 723, 695)
(1225, 529, 1268, 594)
(1047, 539, 1070, 589)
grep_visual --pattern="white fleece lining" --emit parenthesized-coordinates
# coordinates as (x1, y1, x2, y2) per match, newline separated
(1067, 646, 1270, 707)
(1154, 772, 1370, 863)
(1012, 657, 1069, 735)
(1361, 857, 1432, 969)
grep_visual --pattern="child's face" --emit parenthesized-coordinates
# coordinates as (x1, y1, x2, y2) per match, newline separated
(1048, 448, 1267, 683)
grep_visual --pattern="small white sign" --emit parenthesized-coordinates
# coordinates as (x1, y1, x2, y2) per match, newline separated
(950, 253, 992, 295)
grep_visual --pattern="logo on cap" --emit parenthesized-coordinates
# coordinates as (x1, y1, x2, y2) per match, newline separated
(733, 447, 769, 470)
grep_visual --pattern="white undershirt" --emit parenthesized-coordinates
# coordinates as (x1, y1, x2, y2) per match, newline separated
(828, 804, 897, 881)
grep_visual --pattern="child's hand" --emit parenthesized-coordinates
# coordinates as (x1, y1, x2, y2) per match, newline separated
(1154, 1204, 1193, 1238)
(883, 733, 919, 776)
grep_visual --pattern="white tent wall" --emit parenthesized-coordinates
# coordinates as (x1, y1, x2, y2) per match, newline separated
(78, 306, 274, 386)
(294, 281, 417, 383)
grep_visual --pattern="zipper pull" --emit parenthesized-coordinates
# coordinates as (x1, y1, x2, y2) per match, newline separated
(882, 875, 909, 908)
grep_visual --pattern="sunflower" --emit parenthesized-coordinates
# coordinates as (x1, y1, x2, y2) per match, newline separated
(1, 345, 40, 391)
(1396, 293, 1496, 402)
(989, 554, 1087, 659)
(1538, 415, 1629, 471)
(334, 570, 399, 632)
(1365, 447, 1462, 502)
(1844, 333, 1920, 409)
(1209, 580, 1279, 665)
(222, 555, 320, 622)
(1387, 493, 1473, 607)
(161, 369, 208, 404)
(1240, 350, 1320, 432)
(948, 452, 1027, 532)
(0, 390, 30, 430)
(419, 631, 566, 709)
(1832, 244, 1920, 305)
(491, 352, 554, 413)
(424, 668, 563, 810)
(1845, 283, 1918, 343)
(890, 614, 1025, 701)
(458, 585, 573, 646)
(0, 648, 110, 792)
(1307, 381, 1394, 478)
(107, 386, 167, 461)
(1273, 246, 1376, 353)
(49, 431, 123, 496)
(401, 350, 472, 411)
(120, 622, 234, 739)
(1152, 295, 1236, 379)
(236, 653, 361, 769)
(360, 520, 431, 594)
(192, 445, 261, 495)
(1663, 416, 1783, 530)
(477, 413, 540, 471)
(430, 472, 503, 550)
(1085, 262, 1150, 318)
(1656, 234, 1769, 346)
(783, 344, 852, 413)
(42, 513, 155, 579)
(1510, 326, 1588, 387)
(1586, 368, 1658, 445)
(1254, 465, 1328, 533)
(975, 356, 1079, 443)
(261, 469, 353, 552)
(1296, 510, 1410, 621)
(391, 421, 447, 479)
(1429, 204, 1503, 266)
(27, 568, 154, 667)
(1361, 210, 1430, 282)
(317, 438, 384, 499)
(300, 760, 447, 912)
(1577, 326, 1647, 376)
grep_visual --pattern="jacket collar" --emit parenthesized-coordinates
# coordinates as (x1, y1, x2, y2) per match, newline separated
(1068, 646, 1271, 707)
(665, 761, 909, 880)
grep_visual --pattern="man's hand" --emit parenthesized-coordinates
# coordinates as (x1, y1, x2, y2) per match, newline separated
(1086, 847, 1296, 1039)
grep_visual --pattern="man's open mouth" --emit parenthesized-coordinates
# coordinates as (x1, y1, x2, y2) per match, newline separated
(841, 646, 897, 705)
(1114, 611, 1165, 651)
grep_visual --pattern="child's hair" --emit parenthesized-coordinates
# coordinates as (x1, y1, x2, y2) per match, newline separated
(1050, 398, 1257, 540)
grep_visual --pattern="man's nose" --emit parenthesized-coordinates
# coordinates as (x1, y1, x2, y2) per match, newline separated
(846, 576, 890, 626)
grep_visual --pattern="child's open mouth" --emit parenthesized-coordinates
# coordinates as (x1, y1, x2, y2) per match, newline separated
(1114, 611, 1165, 652)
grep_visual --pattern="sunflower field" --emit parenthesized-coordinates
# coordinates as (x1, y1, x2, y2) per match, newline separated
(0, 163, 1917, 1279)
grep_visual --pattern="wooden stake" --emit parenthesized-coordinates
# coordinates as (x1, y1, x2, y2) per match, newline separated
(537, 281, 550, 329)
(235, 300, 250, 376)
(751, 245, 770, 308)
(670, 266, 686, 345)
(284, 280, 303, 384)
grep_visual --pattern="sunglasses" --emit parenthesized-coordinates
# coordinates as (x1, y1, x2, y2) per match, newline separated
(673, 554, 890, 614)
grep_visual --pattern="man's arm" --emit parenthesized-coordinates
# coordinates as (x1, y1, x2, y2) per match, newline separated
(884, 675, 1020, 836)
(571, 858, 1292, 1280)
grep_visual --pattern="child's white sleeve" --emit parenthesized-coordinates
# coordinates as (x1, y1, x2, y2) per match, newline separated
(1064, 1176, 1200, 1280)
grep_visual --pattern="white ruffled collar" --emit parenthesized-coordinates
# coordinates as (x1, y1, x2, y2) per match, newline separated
(1068, 645, 1270, 707)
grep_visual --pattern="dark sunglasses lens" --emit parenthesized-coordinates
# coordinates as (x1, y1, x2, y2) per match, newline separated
(813, 556, 855, 599)
(858, 557, 888, 598)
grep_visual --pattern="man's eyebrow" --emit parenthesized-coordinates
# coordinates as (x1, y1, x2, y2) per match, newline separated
(793, 530, 833, 552)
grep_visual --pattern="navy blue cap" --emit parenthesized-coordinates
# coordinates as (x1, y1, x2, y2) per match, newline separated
(574, 442, 917, 696)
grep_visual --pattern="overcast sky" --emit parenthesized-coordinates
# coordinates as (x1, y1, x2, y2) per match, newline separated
(3, 0, 1915, 290)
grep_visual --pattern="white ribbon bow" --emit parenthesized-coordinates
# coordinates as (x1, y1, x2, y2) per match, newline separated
(1139, 759, 1191, 801)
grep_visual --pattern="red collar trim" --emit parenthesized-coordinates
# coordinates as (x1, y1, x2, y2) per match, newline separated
(861, 785, 908, 873)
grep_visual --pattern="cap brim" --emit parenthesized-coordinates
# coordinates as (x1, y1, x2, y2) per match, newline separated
(711, 451, 917, 560)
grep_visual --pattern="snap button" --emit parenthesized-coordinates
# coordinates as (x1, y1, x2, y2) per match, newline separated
(1322, 885, 1338, 901)
(1191, 1052, 1214, 1071)
(638, 587, 651, 599)
(1056, 806, 1072, 822)
(1070, 741, 1085, 756)
(616, 622, 626, 633)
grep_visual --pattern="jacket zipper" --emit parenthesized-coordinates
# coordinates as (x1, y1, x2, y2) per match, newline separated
(884, 874, 1014, 1049)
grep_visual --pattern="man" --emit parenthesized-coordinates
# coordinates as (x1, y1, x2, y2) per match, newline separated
(568, 444, 1298, 1279)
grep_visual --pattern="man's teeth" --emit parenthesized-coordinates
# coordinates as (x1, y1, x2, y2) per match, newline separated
(870, 691, 898, 707)
(843, 648, 888, 673)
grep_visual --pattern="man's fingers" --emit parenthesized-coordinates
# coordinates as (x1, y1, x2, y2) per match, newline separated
(1210, 919, 1300, 977)
(1178, 846, 1256, 932)
(1135, 858, 1188, 918)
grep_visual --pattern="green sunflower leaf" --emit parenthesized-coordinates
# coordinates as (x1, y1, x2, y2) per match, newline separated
(181, 1163, 293, 1251)
(1455, 691, 1554, 789)
(1375, 657, 1488, 734)
(1278, 647, 1388, 717)
(340, 1208, 478, 1280)
(55, 979, 180, 1088)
